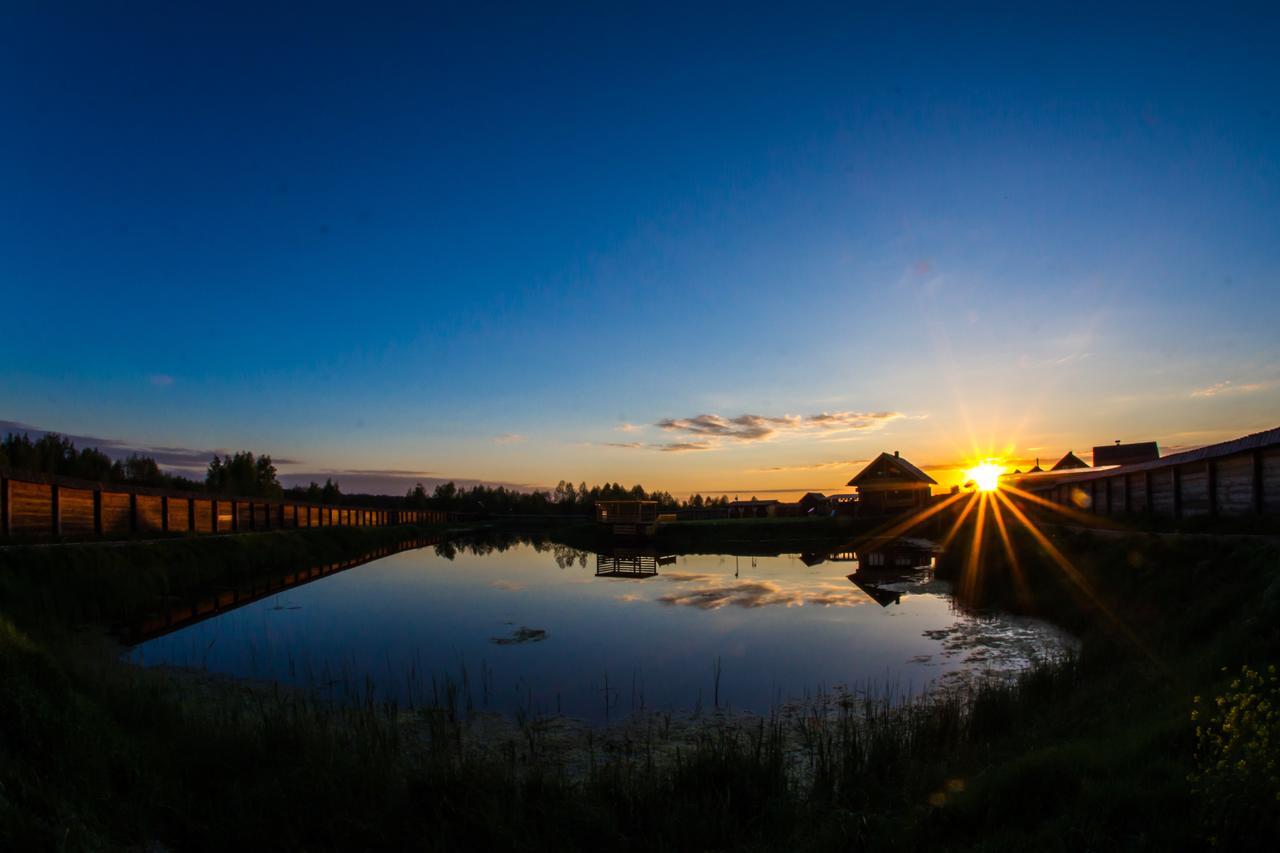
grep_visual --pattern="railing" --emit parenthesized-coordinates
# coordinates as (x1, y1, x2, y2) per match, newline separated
(0, 468, 449, 541)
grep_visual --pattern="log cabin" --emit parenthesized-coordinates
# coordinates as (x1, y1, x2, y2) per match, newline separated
(846, 451, 936, 516)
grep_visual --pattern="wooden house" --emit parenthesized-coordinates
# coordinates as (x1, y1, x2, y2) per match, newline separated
(846, 451, 936, 515)
(727, 498, 780, 518)
(793, 492, 830, 516)
(595, 500, 659, 537)
(1093, 440, 1159, 467)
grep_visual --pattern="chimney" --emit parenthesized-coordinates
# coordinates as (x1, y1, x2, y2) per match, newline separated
(894, 450, 900, 457)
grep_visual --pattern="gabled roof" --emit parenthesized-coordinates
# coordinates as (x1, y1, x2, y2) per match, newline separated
(799, 492, 828, 502)
(1051, 451, 1089, 471)
(846, 452, 937, 487)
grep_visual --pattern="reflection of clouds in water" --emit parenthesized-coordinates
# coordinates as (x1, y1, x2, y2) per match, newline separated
(490, 580, 526, 591)
(614, 593, 643, 603)
(655, 575, 868, 611)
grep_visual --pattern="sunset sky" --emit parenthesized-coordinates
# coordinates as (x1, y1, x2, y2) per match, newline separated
(3, 4, 1278, 498)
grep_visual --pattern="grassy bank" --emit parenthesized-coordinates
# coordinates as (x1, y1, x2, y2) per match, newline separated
(2, 524, 1279, 849)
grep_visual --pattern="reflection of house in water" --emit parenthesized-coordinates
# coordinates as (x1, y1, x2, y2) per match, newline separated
(594, 548, 676, 579)
(800, 539, 939, 607)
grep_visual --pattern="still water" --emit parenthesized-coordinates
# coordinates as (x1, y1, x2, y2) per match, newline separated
(127, 537, 1075, 722)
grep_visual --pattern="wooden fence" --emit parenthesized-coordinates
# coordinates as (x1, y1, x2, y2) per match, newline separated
(1011, 426, 1280, 519)
(0, 469, 448, 541)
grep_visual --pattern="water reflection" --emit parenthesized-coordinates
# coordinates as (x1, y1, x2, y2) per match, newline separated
(126, 533, 1076, 722)
(595, 547, 676, 578)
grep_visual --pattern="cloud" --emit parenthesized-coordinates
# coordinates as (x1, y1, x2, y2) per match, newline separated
(149, 374, 175, 387)
(615, 423, 641, 432)
(281, 471, 546, 495)
(1016, 352, 1091, 369)
(0, 419, 231, 472)
(655, 577, 866, 610)
(624, 410, 904, 452)
(492, 433, 526, 444)
(1190, 380, 1267, 398)
(753, 458, 868, 473)
(0, 420, 546, 497)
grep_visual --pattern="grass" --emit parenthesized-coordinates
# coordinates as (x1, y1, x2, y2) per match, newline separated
(2, 520, 1279, 849)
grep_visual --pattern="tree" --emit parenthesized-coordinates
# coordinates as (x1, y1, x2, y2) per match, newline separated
(206, 451, 282, 497)
(433, 481, 458, 507)
(320, 478, 341, 503)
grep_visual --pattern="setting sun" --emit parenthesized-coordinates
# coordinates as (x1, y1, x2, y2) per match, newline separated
(965, 461, 1005, 492)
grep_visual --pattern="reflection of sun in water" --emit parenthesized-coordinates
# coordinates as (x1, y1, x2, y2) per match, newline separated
(965, 460, 1005, 492)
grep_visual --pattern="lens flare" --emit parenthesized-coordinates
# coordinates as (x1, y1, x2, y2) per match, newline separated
(964, 460, 1004, 492)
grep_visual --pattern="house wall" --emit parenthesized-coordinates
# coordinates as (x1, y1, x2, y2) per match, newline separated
(1035, 445, 1276, 519)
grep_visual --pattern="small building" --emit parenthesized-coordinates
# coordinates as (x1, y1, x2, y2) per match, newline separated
(595, 500, 658, 537)
(846, 451, 936, 515)
(797, 492, 830, 515)
(1092, 440, 1159, 467)
(727, 497, 780, 518)
(1050, 451, 1089, 471)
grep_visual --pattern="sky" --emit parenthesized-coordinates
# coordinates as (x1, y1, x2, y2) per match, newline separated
(3, 2, 1279, 498)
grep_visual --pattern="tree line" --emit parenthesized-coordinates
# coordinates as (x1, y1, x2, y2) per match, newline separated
(1, 431, 729, 513)
(403, 479, 732, 514)
(0, 431, 345, 504)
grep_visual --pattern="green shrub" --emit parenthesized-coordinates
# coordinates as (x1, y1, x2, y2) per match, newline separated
(1191, 665, 1280, 847)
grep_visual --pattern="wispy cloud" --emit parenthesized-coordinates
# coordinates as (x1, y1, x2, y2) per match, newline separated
(1190, 379, 1268, 398)
(149, 373, 175, 387)
(604, 410, 905, 452)
(615, 422, 641, 432)
(0, 419, 253, 471)
(753, 458, 868, 473)
(492, 433, 526, 444)
(1016, 352, 1091, 369)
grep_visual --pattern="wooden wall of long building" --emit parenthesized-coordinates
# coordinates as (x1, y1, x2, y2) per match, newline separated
(1039, 445, 1280, 519)
(0, 470, 449, 541)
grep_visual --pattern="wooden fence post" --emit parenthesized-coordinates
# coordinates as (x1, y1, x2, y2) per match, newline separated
(231, 500, 239, 532)
(51, 483, 61, 537)
(211, 499, 219, 534)
(188, 497, 195, 532)
(93, 489, 103, 537)
(0, 476, 9, 538)
(129, 492, 138, 534)
(161, 495, 169, 533)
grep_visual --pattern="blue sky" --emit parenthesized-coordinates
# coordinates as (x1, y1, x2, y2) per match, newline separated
(3, 3, 1278, 496)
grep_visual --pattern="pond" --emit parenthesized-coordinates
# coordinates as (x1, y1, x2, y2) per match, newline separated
(126, 535, 1076, 723)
